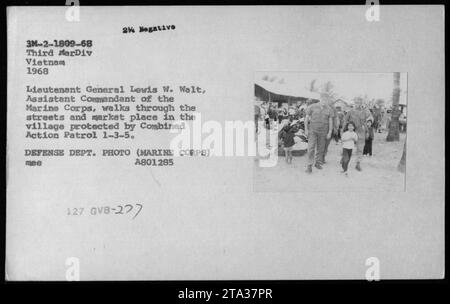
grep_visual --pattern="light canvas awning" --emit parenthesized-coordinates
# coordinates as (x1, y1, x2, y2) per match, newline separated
(255, 80, 320, 100)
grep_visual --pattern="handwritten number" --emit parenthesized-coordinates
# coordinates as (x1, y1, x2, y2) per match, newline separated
(133, 204, 143, 219)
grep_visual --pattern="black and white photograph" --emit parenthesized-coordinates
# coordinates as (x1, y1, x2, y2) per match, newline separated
(254, 72, 408, 192)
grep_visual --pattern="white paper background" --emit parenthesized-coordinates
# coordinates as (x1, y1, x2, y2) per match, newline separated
(6, 6, 445, 280)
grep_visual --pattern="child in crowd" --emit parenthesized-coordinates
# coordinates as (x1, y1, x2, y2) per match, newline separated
(340, 122, 358, 176)
(363, 119, 374, 156)
(279, 124, 296, 163)
(264, 111, 270, 130)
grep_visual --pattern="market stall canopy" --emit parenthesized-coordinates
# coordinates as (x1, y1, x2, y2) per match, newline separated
(255, 80, 320, 100)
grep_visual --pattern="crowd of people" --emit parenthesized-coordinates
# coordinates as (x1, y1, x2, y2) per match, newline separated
(255, 94, 406, 176)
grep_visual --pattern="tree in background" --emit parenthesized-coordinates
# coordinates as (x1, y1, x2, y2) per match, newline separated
(308, 80, 337, 101)
(375, 98, 385, 108)
(386, 72, 401, 141)
(361, 94, 370, 108)
(320, 81, 337, 101)
(398, 141, 406, 173)
(309, 79, 317, 92)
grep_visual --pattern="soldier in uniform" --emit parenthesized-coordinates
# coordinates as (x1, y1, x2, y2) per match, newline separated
(320, 95, 339, 164)
(304, 93, 335, 173)
(342, 97, 373, 171)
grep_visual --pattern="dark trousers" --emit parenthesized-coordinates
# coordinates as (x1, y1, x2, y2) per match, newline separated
(399, 122, 407, 133)
(341, 148, 353, 172)
(322, 130, 336, 163)
(363, 139, 373, 156)
(334, 129, 341, 142)
(307, 130, 327, 166)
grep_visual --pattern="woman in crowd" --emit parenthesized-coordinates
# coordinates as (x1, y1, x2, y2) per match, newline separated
(363, 119, 374, 156)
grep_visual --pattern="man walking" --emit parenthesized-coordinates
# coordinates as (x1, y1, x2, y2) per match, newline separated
(342, 97, 373, 171)
(304, 94, 334, 174)
(320, 95, 338, 164)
